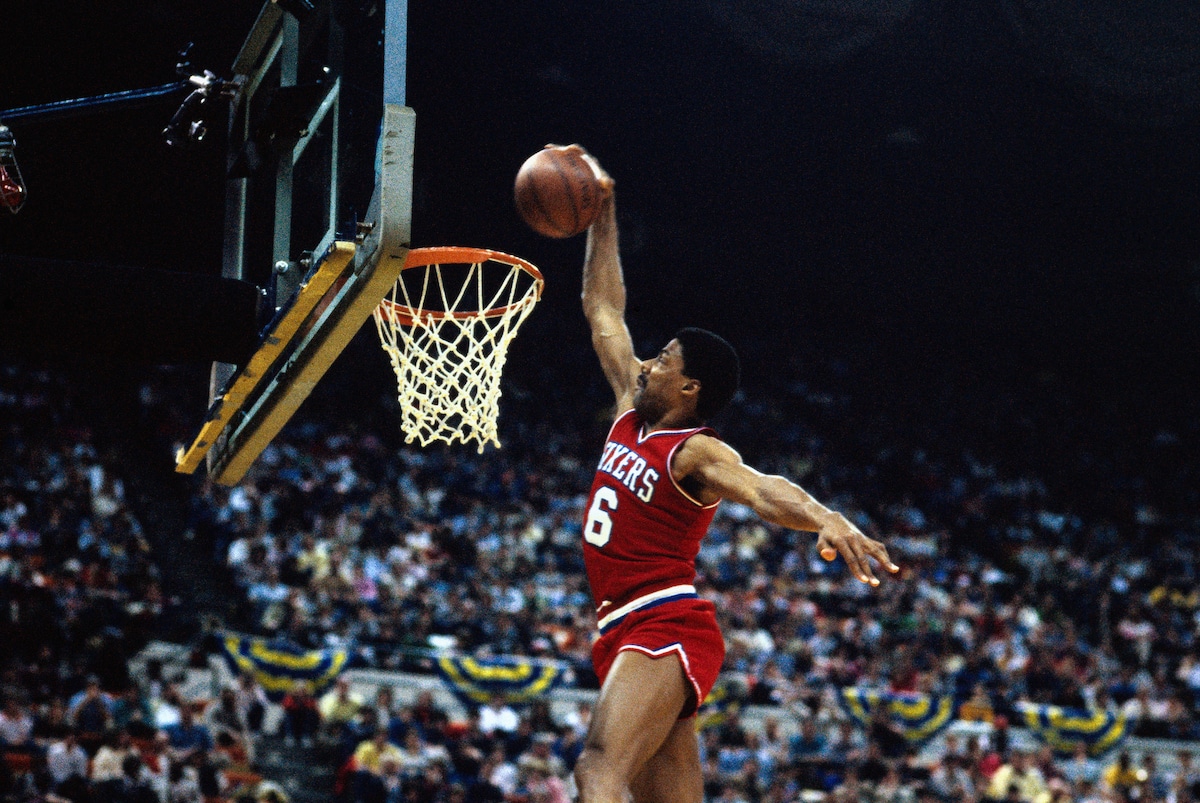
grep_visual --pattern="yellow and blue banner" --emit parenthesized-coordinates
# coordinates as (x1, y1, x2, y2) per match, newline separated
(1015, 702, 1127, 758)
(435, 654, 564, 707)
(838, 687, 955, 745)
(697, 678, 743, 731)
(221, 633, 349, 701)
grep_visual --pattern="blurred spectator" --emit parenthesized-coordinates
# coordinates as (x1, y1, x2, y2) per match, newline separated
(111, 686, 155, 740)
(46, 731, 90, 799)
(0, 695, 36, 754)
(826, 719, 867, 767)
(395, 729, 449, 778)
(205, 687, 253, 762)
(34, 697, 73, 745)
(351, 754, 402, 803)
(985, 749, 1047, 802)
(971, 734, 1004, 780)
(928, 753, 976, 800)
(353, 729, 404, 776)
(410, 690, 450, 739)
(1143, 752, 1171, 800)
(233, 673, 268, 734)
(789, 718, 829, 768)
(477, 696, 519, 737)
(1059, 743, 1102, 787)
(91, 728, 136, 787)
(857, 741, 889, 785)
(442, 713, 492, 787)
(152, 685, 184, 729)
(1171, 750, 1200, 796)
(517, 732, 564, 780)
(1075, 778, 1105, 803)
(109, 754, 157, 803)
(280, 682, 320, 746)
(383, 705, 417, 748)
(866, 706, 908, 760)
(166, 762, 203, 803)
(871, 765, 915, 803)
(482, 744, 519, 797)
(319, 678, 363, 736)
(70, 676, 114, 752)
(1101, 751, 1147, 799)
(369, 687, 396, 734)
(519, 756, 569, 803)
(161, 705, 213, 764)
(141, 730, 174, 802)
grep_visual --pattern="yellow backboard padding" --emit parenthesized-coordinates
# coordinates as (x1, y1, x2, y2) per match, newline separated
(174, 241, 357, 474)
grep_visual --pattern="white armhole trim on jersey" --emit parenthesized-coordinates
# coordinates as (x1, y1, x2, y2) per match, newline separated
(667, 435, 721, 509)
(609, 408, 636, 439)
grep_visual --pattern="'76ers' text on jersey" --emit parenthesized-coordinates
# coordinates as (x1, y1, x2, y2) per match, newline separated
(583, 409, 721, 632)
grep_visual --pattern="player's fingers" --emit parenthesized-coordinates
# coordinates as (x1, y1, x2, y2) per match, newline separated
(821, 531, 869, 581)
(843, 539, 878, 586)
(871, 541, 901, 573)
(561, 143, 592, 159)
(854, 544, 883, 583)
(577, 151, 613, 192)
(816, 533, 837, 562)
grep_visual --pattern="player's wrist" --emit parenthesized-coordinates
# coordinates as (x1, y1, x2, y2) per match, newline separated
(812, 506, 843, 533)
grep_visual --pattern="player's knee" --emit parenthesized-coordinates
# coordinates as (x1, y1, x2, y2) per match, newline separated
(574, 746, 624, 803)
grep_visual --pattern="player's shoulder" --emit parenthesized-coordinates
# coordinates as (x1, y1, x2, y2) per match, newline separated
(674, 430, 741, 470)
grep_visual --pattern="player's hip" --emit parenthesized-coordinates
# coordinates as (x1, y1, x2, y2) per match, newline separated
(594, 584, 706, 634)
(590, 597, 725, 716)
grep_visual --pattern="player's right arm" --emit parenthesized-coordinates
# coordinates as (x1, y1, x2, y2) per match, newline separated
(579, 150, 640, 412)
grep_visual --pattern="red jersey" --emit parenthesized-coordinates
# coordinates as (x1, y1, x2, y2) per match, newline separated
(583, 409, 721, 633)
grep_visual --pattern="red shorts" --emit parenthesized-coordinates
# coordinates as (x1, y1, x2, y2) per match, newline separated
(591, 597, 725, 718)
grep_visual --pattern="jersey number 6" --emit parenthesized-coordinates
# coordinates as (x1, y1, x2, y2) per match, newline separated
(584, 487, 619, 547)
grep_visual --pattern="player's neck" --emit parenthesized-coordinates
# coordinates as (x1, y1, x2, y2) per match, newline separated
(644, 409, 702, 432)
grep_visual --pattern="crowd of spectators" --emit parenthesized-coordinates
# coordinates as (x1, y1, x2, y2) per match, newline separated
(3, 322, 1199, 803)
(0, 364, 281, 803)
(297, 677, 581, 803)
(273, 670, 1200, 803)
(177, 335, 1200, 802)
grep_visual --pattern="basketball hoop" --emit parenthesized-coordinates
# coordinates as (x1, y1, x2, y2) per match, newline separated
(373, 246, 544, 452)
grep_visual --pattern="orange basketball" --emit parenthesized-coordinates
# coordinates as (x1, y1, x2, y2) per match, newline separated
(514, 146, 605, 238)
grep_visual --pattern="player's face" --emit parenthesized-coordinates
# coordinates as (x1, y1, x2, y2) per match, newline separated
(633, 339, 687, 423)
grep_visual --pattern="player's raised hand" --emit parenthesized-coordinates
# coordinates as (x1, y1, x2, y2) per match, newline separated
(558, 143, 614, 195)
(816, 512, 900, 586)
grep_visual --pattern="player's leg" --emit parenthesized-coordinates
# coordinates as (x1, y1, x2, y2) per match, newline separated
(629, 715, 703, 803)
(574, 649, 691, 803)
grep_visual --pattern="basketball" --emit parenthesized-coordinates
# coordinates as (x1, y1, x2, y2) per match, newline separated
(514, 145, 605, 238)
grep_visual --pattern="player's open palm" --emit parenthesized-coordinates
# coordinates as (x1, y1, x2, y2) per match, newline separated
(816, 513, 899, 587)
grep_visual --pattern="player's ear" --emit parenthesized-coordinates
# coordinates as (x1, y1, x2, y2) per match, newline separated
(680, 377, 700, 397)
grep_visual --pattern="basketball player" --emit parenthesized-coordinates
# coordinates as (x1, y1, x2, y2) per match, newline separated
(570, 146, 900, 803)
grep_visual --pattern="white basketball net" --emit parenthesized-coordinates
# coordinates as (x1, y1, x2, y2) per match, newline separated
(372, 248, 544, 452)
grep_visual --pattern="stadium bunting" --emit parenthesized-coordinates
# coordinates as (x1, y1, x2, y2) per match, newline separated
(1015, 702, 1127, 758)
(221, 633, 349, 701)
(697, 678, 743, 731)
(838, 687, 955, 744)
(435, 654, 564, 706)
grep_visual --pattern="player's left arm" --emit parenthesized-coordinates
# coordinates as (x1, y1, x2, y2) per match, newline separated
(673, 434, 900, 586)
